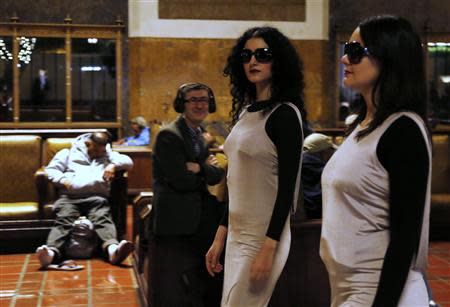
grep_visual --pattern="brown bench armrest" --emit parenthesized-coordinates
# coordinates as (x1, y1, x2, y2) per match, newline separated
(35, 167, 50, 219)
(110, 170, 128, 239)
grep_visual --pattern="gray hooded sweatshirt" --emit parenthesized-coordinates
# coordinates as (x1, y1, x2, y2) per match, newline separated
(45, 133, 133, 198)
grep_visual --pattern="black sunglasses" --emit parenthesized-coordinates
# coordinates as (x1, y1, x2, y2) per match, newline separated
(240, 48, 273, 63)
(344, 41, 370, 64)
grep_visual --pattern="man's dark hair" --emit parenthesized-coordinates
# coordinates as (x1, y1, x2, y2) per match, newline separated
(173, 82, 216, 113)
(89, 132, 111, 145)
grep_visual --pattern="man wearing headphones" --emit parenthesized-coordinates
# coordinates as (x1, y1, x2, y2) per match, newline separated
(151, 83, 225, 306)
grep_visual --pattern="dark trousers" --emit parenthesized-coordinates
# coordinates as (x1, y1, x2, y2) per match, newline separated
(46, 195, 118, 259)
(151, 235, 222, 307)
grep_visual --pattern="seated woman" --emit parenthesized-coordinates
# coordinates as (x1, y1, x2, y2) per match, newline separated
(115, 116, 150, 146)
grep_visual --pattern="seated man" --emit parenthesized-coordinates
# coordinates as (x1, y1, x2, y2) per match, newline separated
(36, 132, 134, 268)
(301, 133, 337, 219)
(115, 116, 150, 146)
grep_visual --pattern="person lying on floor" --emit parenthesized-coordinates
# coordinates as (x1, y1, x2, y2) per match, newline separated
(36, 132, 134, 268)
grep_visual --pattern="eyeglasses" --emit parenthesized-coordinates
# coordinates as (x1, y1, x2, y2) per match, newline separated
(240, 48, 273, 63)
(185, 97, 209, 104)
(344, 41, 370, 64)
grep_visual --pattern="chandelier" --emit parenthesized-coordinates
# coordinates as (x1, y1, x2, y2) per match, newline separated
(0, 39, 13, 61)
(0, 37, 37, 64)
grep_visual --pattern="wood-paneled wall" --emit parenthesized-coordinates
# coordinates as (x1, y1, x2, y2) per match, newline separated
(330, 0, 450, 33)
(0, 0, 127, 24)
(129, 37, 328, 125)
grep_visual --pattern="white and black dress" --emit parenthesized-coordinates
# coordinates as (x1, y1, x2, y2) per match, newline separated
(320, 112, 431, 307)
(220, 101, 303, 307)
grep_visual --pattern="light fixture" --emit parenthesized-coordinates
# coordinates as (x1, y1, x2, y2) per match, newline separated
(0, 38, 13, 61)
(440, 76, 450, 84)
(17, 37, 36, 64)
(435, 42, 449, 47)
(0, 37, 36, 63)
(81, 66, 102, 72)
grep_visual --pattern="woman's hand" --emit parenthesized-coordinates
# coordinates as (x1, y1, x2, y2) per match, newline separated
(206, 155, 219, 167)
(186, 162, 201, 173)
(250, 237, 278, 283)
(205, 225, 227, 276)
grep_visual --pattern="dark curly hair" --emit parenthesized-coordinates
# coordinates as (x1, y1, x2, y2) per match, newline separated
(347, 15, 430, 139)
(223, 26, 306, 125)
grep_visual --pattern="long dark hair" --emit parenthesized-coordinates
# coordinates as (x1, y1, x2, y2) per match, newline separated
(347, 15, 429, 139)
(223, 26, 306, 125)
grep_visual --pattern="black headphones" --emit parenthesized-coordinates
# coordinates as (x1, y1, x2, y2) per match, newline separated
(173, 83, 216, 113)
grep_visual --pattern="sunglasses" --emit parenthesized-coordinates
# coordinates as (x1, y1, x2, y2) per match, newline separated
(240, 48, 273, 63)
(344, 41, 370, 64)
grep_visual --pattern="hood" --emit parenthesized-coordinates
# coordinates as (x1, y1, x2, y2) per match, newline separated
(70, 133, 112, 161)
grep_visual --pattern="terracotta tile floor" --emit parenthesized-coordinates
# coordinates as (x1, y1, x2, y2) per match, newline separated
(0, 255, 140, 307)
(0, 205, 141, 307)
(1, 242, 449, 307)
(1, 201, 448, 307)
(428, 241, 450, 307)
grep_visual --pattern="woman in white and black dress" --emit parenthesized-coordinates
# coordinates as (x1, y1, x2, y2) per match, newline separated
(205, 27, 307, 307)
(320, 15, 432, 307)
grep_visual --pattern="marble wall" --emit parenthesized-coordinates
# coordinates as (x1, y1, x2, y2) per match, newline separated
(128, 37, 328, 126)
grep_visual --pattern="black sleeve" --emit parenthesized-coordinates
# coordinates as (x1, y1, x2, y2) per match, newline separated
(219, 203, 228, 227)
(265, 104, 303, 241)
(372, 116, 429, 307)
(199, 161, 225, 186)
